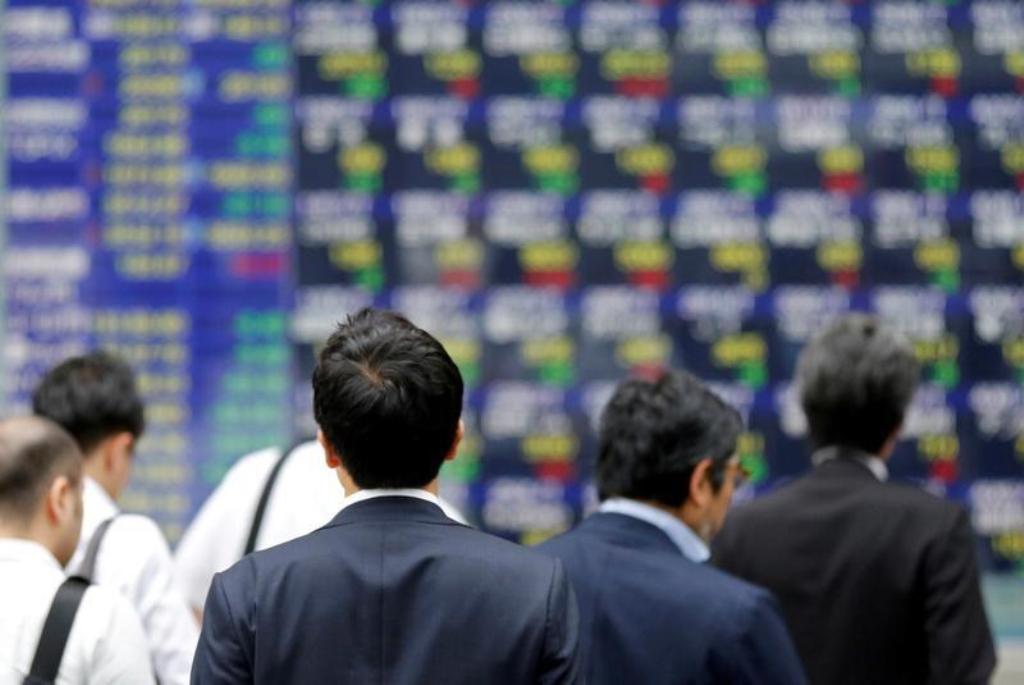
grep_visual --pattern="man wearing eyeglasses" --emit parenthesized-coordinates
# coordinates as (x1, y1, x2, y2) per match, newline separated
(537, 370, 805, 684)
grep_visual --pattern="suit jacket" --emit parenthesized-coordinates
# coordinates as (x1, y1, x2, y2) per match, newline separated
(192, 496, 581, 684)
(712, 453, 997, 685)
(536, 511, 807, 685)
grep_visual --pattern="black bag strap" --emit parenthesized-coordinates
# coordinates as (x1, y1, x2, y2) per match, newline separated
(24, 576, 90, 685)
(76, 515, 117, 582)
(243, 439, 310, 556)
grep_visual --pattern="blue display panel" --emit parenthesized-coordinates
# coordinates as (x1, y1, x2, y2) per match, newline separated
(4, 1, 1024, 570)
(3, 0, 293, 540)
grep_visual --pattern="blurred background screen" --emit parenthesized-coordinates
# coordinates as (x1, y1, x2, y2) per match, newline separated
(2, 0, 1023, 605)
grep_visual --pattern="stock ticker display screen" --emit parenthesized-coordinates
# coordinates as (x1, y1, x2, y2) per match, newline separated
(4, 1, 1024, 569)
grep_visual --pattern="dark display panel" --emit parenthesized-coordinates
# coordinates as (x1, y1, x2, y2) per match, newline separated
(5, 1, 1024, 570)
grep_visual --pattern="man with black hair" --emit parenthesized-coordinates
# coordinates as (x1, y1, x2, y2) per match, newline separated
(192, 308, 580, 684)
(537, 370, 805, 684)
(0, 416, 153, 684)
(713, 314, 996, 684)
(33, 351, 198, 684)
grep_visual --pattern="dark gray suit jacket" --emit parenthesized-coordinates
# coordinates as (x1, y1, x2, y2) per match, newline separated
(713, 453, 996, 685)
(192, 496, 581, 684)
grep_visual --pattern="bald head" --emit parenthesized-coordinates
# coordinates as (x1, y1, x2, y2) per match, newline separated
(0, 416, 82, 524)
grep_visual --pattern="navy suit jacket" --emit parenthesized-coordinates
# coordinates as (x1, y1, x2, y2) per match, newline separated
(537, 512, 806, 685)
(192, 497, 581, 684)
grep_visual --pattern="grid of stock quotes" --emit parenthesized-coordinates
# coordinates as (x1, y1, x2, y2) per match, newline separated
(4, 1, 1024, 570)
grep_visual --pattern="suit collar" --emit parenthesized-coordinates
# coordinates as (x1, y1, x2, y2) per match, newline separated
(598, 498, 709, 562)
(580, 511, 694, 559)
(811, 447, 888, 482)
(324, 495, 462, 528)
(339, 488, 442, 512)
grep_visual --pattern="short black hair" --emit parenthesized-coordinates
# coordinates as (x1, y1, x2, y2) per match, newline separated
(597, 370, 743, 507)
(313, 308, 464, 489)
(0, 416, 82, 523)
(32, 351, 146, 454)
(797, 314, 920, 455)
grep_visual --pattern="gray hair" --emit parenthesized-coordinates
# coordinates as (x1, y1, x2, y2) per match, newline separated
(797, 314, 920, 454)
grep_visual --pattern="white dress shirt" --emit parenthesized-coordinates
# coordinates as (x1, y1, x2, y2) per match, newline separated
(599, 497, 711, 563)
(0, 538, 155, 685)
(175, 441, 467, 611)
(68, 477, 198, 685)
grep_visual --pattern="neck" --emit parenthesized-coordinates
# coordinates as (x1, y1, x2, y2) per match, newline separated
(340, 472, 440, 498)
(83, 459, 117, 500)
(821, 444, 889, 462)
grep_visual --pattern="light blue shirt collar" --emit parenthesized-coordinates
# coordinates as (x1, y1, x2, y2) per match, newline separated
(598, 497, 710, 563)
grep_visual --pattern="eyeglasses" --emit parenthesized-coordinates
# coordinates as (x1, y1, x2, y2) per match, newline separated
(726, 459, 751, 489)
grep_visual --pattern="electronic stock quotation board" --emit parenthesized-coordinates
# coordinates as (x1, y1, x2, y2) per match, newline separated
(4, 0, 1024, 571)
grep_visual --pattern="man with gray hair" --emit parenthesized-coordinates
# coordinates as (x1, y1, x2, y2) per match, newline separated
(713, 314, 995, 685)
(0, 416, 153, 684)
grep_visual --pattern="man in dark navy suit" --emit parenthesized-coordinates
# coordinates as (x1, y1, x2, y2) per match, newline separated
(538, 370, 806, 684)
(192, 308, 580, 684)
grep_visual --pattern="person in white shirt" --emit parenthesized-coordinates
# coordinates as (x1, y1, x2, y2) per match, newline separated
(32, 352, 199, 685)
(175, 439, 469, 616)
(0, 416, 154, 685)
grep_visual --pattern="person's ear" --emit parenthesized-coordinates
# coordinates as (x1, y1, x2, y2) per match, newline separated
(45, 475, 75, 525)
(688, 458, 714, 509)
(115, 431, 134, 453)
(319, 429, 342, 469)
(97, 432, 131, 474)
(112, 432, 135, 465)
(444, 420, 465, 463)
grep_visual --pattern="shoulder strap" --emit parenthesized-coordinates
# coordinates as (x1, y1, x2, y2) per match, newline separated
(24, 576, 90, 685)
(243, 439, 309, 556)
(77, 515, 117, 582)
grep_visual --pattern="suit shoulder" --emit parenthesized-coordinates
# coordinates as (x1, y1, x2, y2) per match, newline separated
(877, 479, 957, 507)
(650, 554, 777, 626)
(541, 524, 764, 605)
(674, 563, 784, 647)
(211, 548, 260, 599)
(445, 524, 564, 575)
(533, 527, 578, 556)
(875, 480, 965, 523)
(693, 561, 773, 608)
(233, 518, 560, 580)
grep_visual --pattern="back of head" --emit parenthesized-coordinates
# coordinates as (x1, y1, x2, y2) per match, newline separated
(32, 351, 145, 454)
(313, 308, 464, 489)
(0, 416, 82, 526)
(597, 370, 743, 507)
(797, 313, 920, 455)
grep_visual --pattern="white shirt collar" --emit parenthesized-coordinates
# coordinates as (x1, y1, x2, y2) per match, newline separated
(0, 537, 63, 571)
(598, 497, 710, 563)
(84, 475, 119, 517)
(812, 448, 889, 482)
(338, 488, 443, 512)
